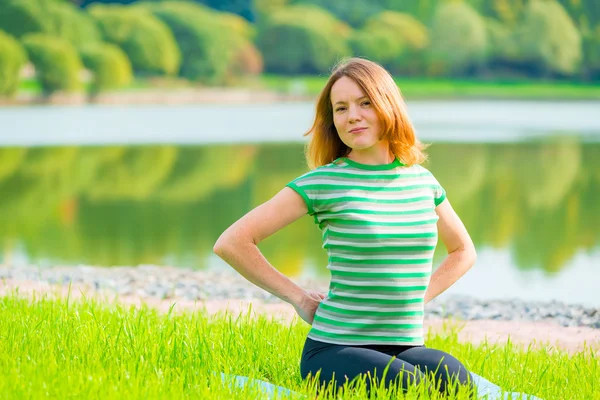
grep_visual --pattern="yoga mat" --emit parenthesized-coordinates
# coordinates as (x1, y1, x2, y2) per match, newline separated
(216, 371, 543, 399)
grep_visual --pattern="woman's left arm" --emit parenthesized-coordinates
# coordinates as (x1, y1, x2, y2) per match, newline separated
(424, 198, 477, 304)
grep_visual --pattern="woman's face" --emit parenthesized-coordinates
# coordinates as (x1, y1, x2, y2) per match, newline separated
(330, 76, 384, 153)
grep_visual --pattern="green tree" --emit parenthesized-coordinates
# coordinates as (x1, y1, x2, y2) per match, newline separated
(0, 0, 49, 38)
(368, 12, 429, 76)
(44, 1, 102, 50)
(582, 24, 600, 79)
(21, 34, 83, 95)
(0, 30, 27, 97)
(0, 0, 101, 47)
(291, 0, 383, 28)
(89, 5, 181, 76)
(79, 42, 133, 95)
(513, 0, 582, 75)
(429, 2, 489, 76)
(143, 1, 259, 84)
(257, 4, 352, 74)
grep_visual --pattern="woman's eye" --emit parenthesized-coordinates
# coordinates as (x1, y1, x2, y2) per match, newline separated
(335, 107, 346, 112)
(362, 101, 371, 106)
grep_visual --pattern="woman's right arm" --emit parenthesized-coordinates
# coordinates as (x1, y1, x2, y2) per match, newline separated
(213, 186, 316, 315)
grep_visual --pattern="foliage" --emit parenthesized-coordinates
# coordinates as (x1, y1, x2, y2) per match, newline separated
(44, 1, 102, 50)
(513, 0, 582, 75)
(21, 33, 83, 95)
(89, 4, 181, 76)
(256, 4, 352, 74)
(0, 0, 101, 49)
(0, 0, 49, 38)
(291, 0, 383, 28)
(582, 24, 600, 78)
(429, 2, 489, 76)
(0, 29, 27, 97)
(142, 1, 261, 84)
(79, 42, 132, 94)
(351, 11, 429, 76)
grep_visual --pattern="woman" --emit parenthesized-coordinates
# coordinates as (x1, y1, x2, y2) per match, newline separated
(213, 57, 477, 397)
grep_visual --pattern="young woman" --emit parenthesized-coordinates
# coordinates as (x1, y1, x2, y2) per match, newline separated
(213, 57, 477, 397)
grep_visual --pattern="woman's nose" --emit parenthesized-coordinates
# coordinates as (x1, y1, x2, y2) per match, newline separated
(348, 105, 361, 122)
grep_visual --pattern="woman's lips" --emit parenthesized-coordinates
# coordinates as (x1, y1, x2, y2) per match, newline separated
(349, 127, 367, 134)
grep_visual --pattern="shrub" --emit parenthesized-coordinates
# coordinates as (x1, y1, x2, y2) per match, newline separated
(45, 2, 102, 50)
(0, 29, 27, 97)
(80, 42, 132, 94)
(21, 34, 83, 95)
(257, 5, 352, 74)
(513, 0, 582, 75)
(582, 25, 600, 79)
(351, 11, 429, 75)
(429, 2, 489, 75)
(89, 5, 181, 76)
(0, 0, 101, 49)
(0, 0, 49, 38)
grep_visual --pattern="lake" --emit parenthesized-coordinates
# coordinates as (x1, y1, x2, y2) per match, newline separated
(0, 101, 599, 306)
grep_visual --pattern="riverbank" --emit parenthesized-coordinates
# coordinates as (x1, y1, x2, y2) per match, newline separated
(1, 264, 598, 354)
(2, 76, 600, 106)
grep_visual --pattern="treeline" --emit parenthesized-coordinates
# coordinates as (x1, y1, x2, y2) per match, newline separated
(0, 0, 599, 98)
(0, 142, 598, 275)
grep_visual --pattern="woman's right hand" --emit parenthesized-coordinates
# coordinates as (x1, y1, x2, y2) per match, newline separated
(293, 290, 326, 325)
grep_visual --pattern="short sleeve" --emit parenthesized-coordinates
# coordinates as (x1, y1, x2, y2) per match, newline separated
(286, 181, 314, 215)
(421, 167, 446, 207)
(286, 170, 319, 215)
(434, 184, 446, 207)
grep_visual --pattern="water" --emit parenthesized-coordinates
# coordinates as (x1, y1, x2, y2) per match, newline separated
(0, 102, 598, 306)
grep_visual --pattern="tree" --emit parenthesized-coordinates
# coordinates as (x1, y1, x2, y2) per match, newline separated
(21, 34, 83, 95)
(89, 5, 181, 76)
(429, 2, 489, 76)
(513, 0, 582, 76)
(0, 30, 27, 97)
(257, 4, 352, 74)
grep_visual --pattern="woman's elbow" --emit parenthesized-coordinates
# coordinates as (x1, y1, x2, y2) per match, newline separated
(466, 245, 477, 268)
(213, 233, 233, 258)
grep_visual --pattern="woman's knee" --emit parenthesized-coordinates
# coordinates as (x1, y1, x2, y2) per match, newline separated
(399, 347, 474, 394)
(301, 345, 425, 395)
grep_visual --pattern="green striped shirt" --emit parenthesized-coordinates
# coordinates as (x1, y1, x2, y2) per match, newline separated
(287, 157, 446, 346)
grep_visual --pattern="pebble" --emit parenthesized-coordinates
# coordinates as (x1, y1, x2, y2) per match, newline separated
(1, 264, 599, 329)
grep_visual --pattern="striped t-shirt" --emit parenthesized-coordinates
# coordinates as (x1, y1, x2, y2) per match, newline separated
(286, 156, 446, 346)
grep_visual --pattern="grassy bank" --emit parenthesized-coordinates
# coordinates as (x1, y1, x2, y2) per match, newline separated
(0, 294, 597, 399)
(259, 75, 600, 100)
(15, 76, 600, 102)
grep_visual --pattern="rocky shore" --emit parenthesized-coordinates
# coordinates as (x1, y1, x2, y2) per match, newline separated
(1, 264, 598, 330)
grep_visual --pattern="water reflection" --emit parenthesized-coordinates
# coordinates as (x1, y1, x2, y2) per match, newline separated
(0, 142, 598, 280)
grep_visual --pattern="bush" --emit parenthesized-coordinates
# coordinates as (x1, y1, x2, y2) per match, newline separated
(0, 29, 27, 97)
(45, 2, 102, 50)
(80, 42, 132, 95)
(257, 5, 352, 74)
(0, 0, 49, 38)
(292, 0, 382, 28)
(513, 0, 582, 75)
(89, 5, 181, 76)
(350, 11, 429, 76)
(140, 2, 236, 83)
(21, 34, 83, 95)
(429, 2, 489, 75)
(0, 0, 101, 49)
(582, 25, 600, 79)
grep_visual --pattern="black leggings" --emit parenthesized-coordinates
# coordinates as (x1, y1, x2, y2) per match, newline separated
(300, 337, 474, 397)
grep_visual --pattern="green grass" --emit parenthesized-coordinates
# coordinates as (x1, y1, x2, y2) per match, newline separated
(259, 75, 600, 100)
(0, 293, 598, 399)
(16, 75, 600, 101)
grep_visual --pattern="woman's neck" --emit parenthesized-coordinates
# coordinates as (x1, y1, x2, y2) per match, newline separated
(346, 144, 394, 166)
